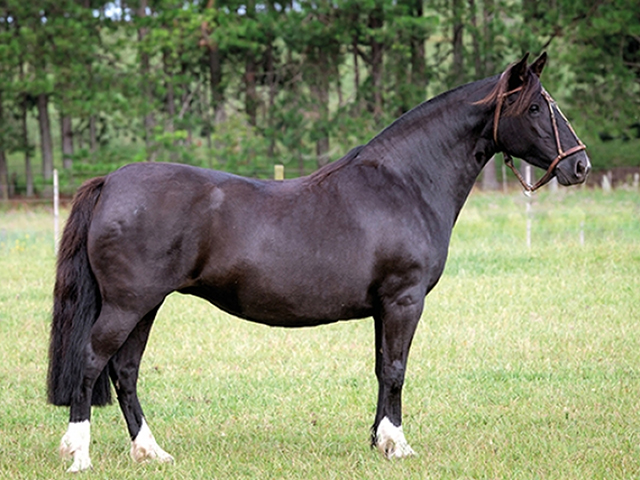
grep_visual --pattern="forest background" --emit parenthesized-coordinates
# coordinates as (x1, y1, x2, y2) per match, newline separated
(0, 0, 638, 198)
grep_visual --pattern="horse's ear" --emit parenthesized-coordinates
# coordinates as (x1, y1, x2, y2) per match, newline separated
(505, 52, 529, 90)
(529, 52, 547, 78)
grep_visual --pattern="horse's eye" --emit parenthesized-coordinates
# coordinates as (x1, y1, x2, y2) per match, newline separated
(529, 104, 540, 114)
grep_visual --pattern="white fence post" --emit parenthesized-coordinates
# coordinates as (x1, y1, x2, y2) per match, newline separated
(525, 164, 532, 249)
(274, 164, 284, 181)
(602, 171, 612, 192)
(502, 163, 508, 193)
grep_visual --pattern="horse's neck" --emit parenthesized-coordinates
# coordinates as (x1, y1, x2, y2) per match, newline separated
(364, 79, 496, 224)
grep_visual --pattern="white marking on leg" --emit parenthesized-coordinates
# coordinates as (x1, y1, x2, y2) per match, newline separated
(130, 418, 174, 464)
(59, 420, 92, 473)
(375, 417, 416, 459)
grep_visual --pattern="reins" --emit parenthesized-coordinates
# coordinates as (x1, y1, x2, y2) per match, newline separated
(494, 87, 586, 192)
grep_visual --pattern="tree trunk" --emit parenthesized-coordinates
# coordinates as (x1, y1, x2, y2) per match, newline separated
(89, 115, 97, 153)
(478, 0, 498, 192)
(61, 113, 74, 170)
(468, 0, 483, 79)
(137, 0, 155, 160)
(316, 137, 330, 169)
(368, 3, 384, 121)
(179, 60, 193, 146)
(311, 48, 331, 169)
(409, 0, 427, 93)
(15, 23, 33, 197)
(163, 49, 175, 134)
(244, 54, 258, 126)
(37, 93, 54, 182)
(265, 32, 277, 158)
(0, 148, 7, 200)
(208, 44, 223, 119)
(201, 86, 213, 164)
(352, 32, 360, 107)
(314, 87, 330, 168)
(21, 94, 33, 198)
(483, 0, 496, 75)
(451, 0, 465, 85)
(164, 50, 178, 161)
(480, 0, 506, 191)
(0, 90, 8, 200)
(244, 0, 258, 127)
(202, 0, 224, 122)
(522, 0, 539, 21)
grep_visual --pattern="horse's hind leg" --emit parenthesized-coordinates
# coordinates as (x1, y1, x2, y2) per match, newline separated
(59, 303, 152, 472)
(108, 305, 174, 464)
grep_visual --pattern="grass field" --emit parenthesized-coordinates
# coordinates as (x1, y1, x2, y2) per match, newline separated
(1, 188, 639, 479)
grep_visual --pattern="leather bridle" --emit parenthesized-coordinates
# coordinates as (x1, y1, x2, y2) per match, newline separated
(493, 86, 587, 192)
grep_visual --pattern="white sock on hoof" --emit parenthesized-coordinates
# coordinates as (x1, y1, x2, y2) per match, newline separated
(375, 417, 416, 459)
(130, 418, 174, 464)
(59, 420, 92, 473)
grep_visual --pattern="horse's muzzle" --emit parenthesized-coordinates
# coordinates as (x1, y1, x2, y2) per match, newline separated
(556, 151, 591, 186)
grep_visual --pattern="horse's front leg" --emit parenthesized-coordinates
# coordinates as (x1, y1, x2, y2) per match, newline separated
(372, 290, 424, 459)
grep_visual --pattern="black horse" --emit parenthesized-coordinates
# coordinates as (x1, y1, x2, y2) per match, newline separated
(47, 53, 589, 472)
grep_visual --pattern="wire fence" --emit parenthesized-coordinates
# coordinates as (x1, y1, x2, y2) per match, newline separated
(4, 158, 639, 200)
(2, 166, 638, 261)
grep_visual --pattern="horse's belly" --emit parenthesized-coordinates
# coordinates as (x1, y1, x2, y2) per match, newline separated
(244, 281, 372, 327)
(190, 266, 374, 327)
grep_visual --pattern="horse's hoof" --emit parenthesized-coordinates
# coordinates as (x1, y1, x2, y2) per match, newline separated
(66, 458, 93, 474)
(379, 439, 416, 459)
(131, 445, 175, 464)
(130, 419, 174, 464)
(59, 421, 92, 472)
(60, 441, 92, 473)
(375, 417, 417, 459)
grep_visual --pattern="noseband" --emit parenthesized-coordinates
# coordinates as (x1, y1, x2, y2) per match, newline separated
(493, 87, 586, 192)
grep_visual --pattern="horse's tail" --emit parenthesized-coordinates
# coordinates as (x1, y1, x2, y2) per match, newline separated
(47, 176, 112, 407)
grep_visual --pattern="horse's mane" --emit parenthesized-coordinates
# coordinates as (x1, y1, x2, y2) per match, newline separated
(303, 62, 541, 185)
(304, 145, 365, 185)
(474, 65, 542, 117)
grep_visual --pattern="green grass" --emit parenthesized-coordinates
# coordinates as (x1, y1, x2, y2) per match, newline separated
(1, 189, 639, 479)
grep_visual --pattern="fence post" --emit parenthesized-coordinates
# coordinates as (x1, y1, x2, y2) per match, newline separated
(274, 164, 284, 181)
(502, 163, 507, 193)
(525, 165, 532, 249)
(602, 171, 612, 192)
(53, 169, 59, 256)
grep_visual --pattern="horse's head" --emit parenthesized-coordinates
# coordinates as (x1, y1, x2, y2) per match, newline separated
(487, 53, 591, 191)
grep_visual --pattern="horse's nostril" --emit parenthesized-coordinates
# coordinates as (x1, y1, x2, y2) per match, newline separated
(576, 159, 590, 178)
